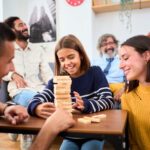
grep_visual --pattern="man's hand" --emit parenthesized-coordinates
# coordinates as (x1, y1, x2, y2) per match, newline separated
(4, 105, 28, 125)
(46, 108, 75, 133)
(12, 73, 27, 88)
(35, 102, 56, 119)
(29, 108, 75, 150)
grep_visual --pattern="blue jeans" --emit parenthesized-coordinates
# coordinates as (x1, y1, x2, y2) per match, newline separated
(113, 101, 121, 109)
(13, 90, 37, 107)
(60, 139, 104, 150)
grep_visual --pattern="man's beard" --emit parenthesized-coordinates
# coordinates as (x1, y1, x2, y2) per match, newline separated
(15, 29, 30, 41)
(102, 47, 118, 58)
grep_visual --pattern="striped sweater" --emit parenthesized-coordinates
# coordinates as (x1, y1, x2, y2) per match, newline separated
(28, 66, 114, 116)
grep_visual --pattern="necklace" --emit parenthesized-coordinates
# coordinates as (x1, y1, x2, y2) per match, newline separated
(134, 90, 142, 100)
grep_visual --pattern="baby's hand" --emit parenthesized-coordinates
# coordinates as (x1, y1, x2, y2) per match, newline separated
(72, 91, 84, 111)
(35, 102, 56, 119)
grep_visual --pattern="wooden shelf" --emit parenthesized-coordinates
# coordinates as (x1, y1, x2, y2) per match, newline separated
(92, 0, 150, 13)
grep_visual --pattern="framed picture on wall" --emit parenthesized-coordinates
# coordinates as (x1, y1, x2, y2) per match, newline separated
(28, 0, 56, 43)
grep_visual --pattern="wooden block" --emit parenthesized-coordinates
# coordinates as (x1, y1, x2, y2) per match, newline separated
(54, 76, 71, 80)
(54, 81, 72, 84)
(71, 109, 81, 114)
(54, 89, 71, 95)
(54, 84, 71, 91)
(92, 114, 106, 119)
(55, 95, 71, 99)
(84, 116, 101, 123)
(53, 76, 72, 84)
(78, 118, 91, 124)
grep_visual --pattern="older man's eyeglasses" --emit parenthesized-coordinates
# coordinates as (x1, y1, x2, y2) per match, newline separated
(100, 42, 116, 48)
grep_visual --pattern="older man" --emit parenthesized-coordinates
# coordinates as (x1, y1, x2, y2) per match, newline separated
(92, 34, 125, 108)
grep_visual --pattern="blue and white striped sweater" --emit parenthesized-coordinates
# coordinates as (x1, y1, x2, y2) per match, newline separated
(28, 66, 114, 116)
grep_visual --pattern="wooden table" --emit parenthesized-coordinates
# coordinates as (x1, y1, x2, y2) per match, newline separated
(0, 110, 128, 150)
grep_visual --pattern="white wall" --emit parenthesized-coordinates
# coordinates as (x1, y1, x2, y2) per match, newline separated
(0, 0, 3, 21)
(3, 0, 28, 23)
(2, 0, 55, 61)
(2, 0, 93, 61)
(92, 8, 150, 58)
(1, 0, 150, 60)
(56, 0, 93, 59)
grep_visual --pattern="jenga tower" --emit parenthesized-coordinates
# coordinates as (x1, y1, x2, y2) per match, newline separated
(53, 76, 72, 114)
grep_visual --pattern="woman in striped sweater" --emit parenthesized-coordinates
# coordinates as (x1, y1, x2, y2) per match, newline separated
(28, 34, 114, 150)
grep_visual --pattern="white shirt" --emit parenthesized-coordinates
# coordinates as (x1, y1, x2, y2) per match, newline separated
(3, 42, 53, 97)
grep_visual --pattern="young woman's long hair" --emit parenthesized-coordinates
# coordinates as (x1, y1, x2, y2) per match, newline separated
(121, 35, 150, 92)
(54, 34, 90, 76)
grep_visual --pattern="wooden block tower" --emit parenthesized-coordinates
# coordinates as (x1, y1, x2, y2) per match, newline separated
(53, 76, 72, 114)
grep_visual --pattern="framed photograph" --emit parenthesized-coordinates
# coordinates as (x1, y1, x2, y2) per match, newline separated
(28, 0, 56, 43)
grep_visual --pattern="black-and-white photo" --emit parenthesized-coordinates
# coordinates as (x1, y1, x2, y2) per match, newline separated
(28, 0, 56, 43)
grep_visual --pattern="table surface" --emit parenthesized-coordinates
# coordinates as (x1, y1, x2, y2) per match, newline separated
(0, 110, 127, 135)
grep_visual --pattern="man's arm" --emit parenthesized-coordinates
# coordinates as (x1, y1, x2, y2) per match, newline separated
(2, 72, 14, 81)
(30, 108, 75, 150)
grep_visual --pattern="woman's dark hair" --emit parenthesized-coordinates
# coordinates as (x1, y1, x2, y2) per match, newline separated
(4, 16, 20, 28)
(54, 34, 90, 75)
(121, 35, 150, 92)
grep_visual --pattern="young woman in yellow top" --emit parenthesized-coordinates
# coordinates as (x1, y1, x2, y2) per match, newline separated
(119, 35, 150, 150)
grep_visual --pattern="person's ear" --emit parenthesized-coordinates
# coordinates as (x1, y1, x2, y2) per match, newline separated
(143, 50, 150, 62)
(11, 28, 16, 33)
(147, 32, 150, 38)
(80, 54, 83, 60)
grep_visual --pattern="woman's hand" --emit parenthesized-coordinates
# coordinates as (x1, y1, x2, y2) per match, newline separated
(114, 87, 125, 102)
(35, 102, 56, 119)
(72, 91, 84, 111)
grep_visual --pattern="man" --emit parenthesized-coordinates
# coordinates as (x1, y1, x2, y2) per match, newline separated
(92, 34, 125, 108)
(4, 16, 53, 107)
(0, 23, 28, 124)
(0, 22, 74, 150)
(3, 16, 53, 149)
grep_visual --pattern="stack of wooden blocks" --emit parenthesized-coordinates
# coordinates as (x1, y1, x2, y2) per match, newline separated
(53, 76, 72, 114)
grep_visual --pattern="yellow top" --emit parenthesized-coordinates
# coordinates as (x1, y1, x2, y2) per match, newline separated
(121, 84, 150, 150)
(109, 82, 124, 95)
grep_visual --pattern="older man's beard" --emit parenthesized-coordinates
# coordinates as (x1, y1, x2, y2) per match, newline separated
(15, 29, 30, 41)
(102, 47, 118, 58)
